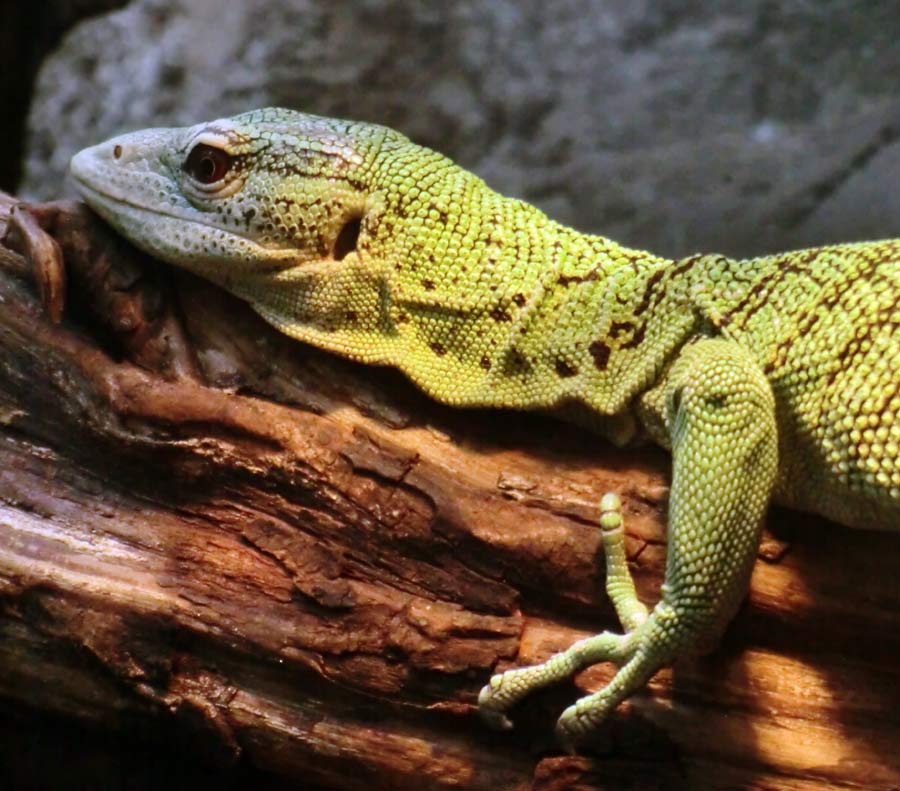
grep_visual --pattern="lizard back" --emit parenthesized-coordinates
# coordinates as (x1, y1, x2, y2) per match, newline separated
(691, 243, 900, 528)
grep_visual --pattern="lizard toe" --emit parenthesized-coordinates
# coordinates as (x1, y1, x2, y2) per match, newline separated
(477, 680, 516, 730)
(555, 703, 596, 752)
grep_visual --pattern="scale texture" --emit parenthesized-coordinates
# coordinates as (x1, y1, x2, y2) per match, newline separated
(69, 108, 900, 746)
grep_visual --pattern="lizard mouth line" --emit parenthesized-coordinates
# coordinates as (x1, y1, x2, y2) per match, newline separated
(71, 173, 162, 217)
(71, 173, 301, 269)
(72, 173, 318, 276)
(70, 174, 255, 240)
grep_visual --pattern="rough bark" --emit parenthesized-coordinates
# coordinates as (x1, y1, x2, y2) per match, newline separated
(0, 194, 898, 791)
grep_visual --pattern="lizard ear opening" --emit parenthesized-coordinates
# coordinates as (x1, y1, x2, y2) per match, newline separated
(333, 216, 362, 261)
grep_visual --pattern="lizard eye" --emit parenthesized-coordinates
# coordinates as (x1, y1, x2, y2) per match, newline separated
(183, 144, 232, 184)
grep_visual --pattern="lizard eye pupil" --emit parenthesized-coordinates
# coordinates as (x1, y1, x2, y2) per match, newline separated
(184, 144, 232, 184)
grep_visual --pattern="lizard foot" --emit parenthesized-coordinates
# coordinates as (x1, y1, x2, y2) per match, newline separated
(479, 337, 779, 749)
(553, 647, 661, 750)
(480, 607, 685, 749)
(477, 630, 627, 732)
(478, 493, 660, 746)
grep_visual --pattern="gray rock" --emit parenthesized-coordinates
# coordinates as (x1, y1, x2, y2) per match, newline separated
(23, 0, 900, 258)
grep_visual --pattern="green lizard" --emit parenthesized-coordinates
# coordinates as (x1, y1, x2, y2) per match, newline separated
(69, 108, 900, 748)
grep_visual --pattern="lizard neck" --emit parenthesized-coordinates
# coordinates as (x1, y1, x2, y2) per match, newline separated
(374, 165, 699, 423)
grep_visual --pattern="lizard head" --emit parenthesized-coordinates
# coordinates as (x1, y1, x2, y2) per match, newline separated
(70, 107, 430, 360)
(69, 107, 394, 280)
(70, 108, 563, 406)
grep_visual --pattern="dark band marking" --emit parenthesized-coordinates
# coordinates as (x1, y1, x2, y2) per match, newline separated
(609, 321, 634, 339)
(631, 267, 667, 317)
(621, 324, 647, 349)
(720, 249, 878, 330)
(557, 266, 601, 287)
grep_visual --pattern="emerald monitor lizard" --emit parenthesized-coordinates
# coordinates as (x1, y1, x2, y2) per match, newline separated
(69, 108, 900, 748)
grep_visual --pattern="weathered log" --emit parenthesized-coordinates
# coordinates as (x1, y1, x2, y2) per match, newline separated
(0, 194, 898, 791)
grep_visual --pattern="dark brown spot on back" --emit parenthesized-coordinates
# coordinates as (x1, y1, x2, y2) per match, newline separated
(555, 359, 578, 378)
(589, 341, 611, 370)
(502, 349, 531, 375)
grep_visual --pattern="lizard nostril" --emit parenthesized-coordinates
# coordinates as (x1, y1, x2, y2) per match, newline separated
(113, 145, 123, 160)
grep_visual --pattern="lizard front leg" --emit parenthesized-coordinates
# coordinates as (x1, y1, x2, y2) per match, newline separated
(479, 338, 778, 748)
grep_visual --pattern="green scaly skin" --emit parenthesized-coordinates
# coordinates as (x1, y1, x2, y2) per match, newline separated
(69, 108, 900, 748)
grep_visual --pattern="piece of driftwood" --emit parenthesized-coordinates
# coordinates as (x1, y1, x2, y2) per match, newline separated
(0, 192, 898, 791)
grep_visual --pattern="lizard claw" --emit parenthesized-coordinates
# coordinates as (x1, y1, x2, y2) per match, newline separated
(554, 703, 593, 753)
(477, 682, 515, 730)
